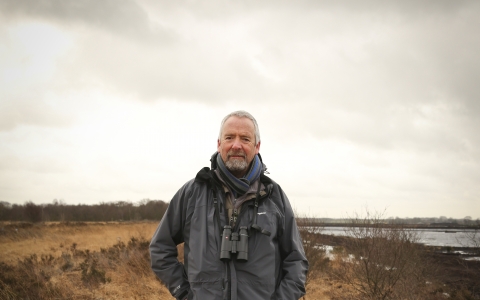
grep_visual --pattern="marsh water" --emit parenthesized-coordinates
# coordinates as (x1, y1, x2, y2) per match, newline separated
(321, 227, 476, 248)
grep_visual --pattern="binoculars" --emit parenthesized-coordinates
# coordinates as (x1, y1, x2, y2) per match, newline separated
(220, 226, 248, 261)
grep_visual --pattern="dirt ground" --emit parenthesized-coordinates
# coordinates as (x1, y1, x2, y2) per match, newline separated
(426, 248, 480, 298)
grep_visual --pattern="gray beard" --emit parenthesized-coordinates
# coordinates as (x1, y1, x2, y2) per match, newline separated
(225, 158, 248, 173)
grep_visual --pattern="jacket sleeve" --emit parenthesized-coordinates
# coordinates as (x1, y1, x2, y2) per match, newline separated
(275, 186, 309, 300)
(150, 181, 192, 300)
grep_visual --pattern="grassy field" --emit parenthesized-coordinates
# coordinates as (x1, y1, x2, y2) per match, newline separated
(0, 222, 174, 299)
(1, 221, 478, 299)
(0, 222, 333, 299)
(0, 222, 157, 264)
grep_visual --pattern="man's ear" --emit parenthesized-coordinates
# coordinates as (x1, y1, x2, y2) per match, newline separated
(255, 141, 261, 154)
(217, 139, 221, 151)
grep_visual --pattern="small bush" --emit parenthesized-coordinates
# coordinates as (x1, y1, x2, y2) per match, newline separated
(331, 210, 429, 300)
(80, 257, 109, 287)
(59, 253, 74, 271)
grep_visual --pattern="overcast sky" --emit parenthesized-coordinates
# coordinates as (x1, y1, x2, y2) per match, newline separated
(1, 0, 479, 219)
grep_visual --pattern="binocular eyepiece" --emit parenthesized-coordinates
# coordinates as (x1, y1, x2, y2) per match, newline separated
(220, 226, 248, 261)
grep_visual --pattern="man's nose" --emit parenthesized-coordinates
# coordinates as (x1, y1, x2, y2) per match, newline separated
(232, 138, 242, 149)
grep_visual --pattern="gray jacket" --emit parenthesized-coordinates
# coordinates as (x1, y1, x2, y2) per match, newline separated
(150, 163, 308, 300)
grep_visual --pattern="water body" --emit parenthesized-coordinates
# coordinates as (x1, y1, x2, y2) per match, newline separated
(321, 227, 477, 248)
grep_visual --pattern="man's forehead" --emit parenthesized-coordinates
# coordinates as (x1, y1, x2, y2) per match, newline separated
(222, 117, 255, 131)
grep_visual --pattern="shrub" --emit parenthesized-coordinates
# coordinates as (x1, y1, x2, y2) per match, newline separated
(331, 210, 429, 300)
(80, 257, 109, 287)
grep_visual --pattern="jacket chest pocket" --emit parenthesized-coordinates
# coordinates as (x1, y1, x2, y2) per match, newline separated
(247, 201, 282, 241)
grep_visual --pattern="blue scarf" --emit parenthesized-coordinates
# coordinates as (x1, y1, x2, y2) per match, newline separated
(216, 153, 262, 197)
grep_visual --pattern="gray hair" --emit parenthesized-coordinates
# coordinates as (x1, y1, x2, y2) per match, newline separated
(218, 110, 261, 144)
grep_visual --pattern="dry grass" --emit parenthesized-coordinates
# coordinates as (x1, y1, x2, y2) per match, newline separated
(1, 221, 339, 300)
(0, 221, 337, 299)
(0, 221, 173, 300)
(3, 221, 473, 300)
(0, 222, 158, 264)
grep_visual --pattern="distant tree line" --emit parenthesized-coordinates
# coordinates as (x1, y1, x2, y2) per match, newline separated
(299, 216, 479, 227)
(0, 199, 169, 223)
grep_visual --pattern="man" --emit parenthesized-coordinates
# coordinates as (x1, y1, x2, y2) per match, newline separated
(150, 111, 308, 300)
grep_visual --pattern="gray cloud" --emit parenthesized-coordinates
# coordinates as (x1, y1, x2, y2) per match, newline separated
(5, 0, 478, 109)
(0, 0, 175, 43)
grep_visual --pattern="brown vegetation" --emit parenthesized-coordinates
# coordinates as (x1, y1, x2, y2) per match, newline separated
(0, 221, 158, 264)
(328, 212, 431, 300)
(298, 211, 480, 300)
(1, 221, 479, 299)
(0, 221, 173, 299)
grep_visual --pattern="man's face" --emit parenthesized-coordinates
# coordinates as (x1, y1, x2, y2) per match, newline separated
(217, 116, 260, 178)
